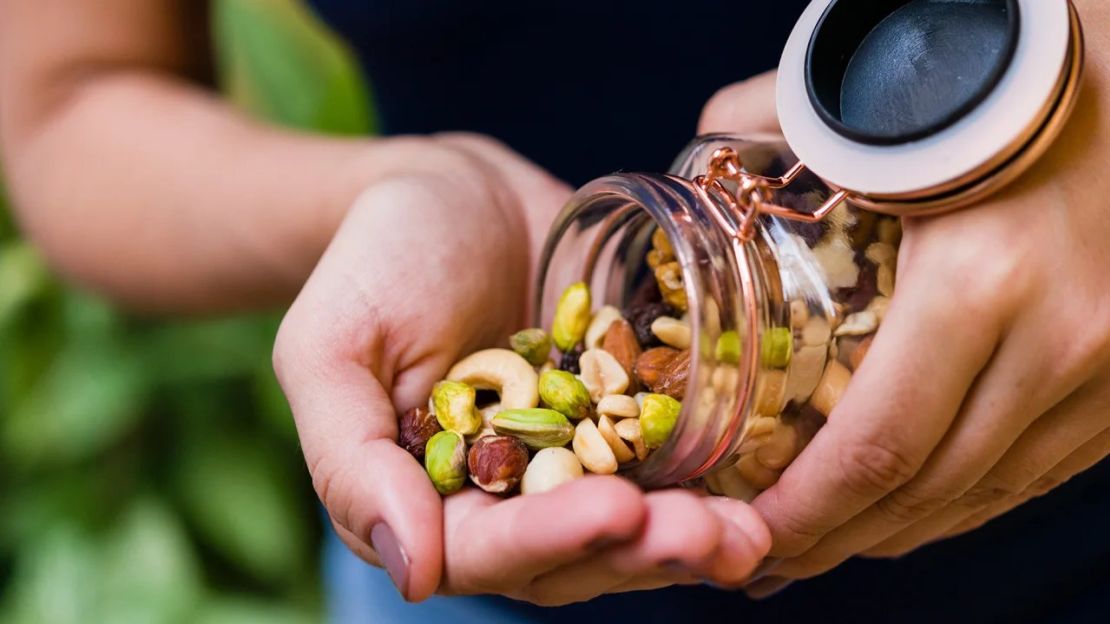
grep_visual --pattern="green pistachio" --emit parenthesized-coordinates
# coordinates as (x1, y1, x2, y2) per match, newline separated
(510, 328, 553, 366)
(491, 408, 575, 450)
(640, 393, 681, 449)
(432, 380, 481, 435)
(538, 369, 592, 420)
(424, 430, 468, 495)
(715, 330, 742, 365)
(552, 282, 591, 352)
(760, 327, 793, 369)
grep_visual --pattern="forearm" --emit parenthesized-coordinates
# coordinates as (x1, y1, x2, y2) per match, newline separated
(0, 68, 448, 312)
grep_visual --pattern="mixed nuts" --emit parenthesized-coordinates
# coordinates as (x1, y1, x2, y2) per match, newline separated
(399, 194, 900, 501)
(400, 280, 689, 497)
(704, 203, 901, 501)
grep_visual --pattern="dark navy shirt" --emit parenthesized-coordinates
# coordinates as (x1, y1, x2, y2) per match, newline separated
(307, 1, 1110, 621)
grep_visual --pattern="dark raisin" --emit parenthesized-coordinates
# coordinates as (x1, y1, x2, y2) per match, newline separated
(623, 302, 674, 348)
(559, 343, 584, 374)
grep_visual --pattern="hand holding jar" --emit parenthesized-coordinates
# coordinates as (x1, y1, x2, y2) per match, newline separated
(700, 43, 1110, 595)
(272, 134, 771, 605)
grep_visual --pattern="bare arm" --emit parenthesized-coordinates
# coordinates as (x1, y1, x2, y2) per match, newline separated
(0, 0, 511, 313)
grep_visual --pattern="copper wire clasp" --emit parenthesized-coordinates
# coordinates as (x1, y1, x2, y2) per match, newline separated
(693, 147, 851, 242)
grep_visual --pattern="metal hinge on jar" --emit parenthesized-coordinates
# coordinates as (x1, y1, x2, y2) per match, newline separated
(694, 147, 850, 244)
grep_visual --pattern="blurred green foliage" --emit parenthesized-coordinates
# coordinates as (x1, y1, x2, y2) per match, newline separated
(0, 1, 373, 621)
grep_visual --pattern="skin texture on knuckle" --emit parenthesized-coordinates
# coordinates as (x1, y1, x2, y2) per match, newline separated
(873, 483, 957, 524)
(952, 484, 1016, 511)
(756, 491, 830, 558)
(776, 552, 846, 581)
(837, 435, 922, 498)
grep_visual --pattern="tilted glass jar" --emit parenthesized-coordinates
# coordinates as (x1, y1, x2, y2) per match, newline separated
(535, 134, 901, 501)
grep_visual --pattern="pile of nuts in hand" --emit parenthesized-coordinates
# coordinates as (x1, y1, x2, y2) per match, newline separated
(705, 203, 901, 501)
(400, 242, 691, 497)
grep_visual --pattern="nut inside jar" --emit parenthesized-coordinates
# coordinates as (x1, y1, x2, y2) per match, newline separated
(705, 200, 902, 501)
(533, 135, 903, 500)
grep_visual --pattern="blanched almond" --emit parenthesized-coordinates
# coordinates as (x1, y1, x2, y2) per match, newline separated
(597, 394, 640, 419)
(585, 306, 623, 350)
(572, 418, 618, 474)
(579, 348, 630, 402)
(597, 415, 636, 463)
(614, 417, 648, 461)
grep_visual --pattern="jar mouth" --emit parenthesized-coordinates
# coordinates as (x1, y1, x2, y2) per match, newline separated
(535, 172, 759, 488)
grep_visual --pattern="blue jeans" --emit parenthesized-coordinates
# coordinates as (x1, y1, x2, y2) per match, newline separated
(323, 459, 1110, 623)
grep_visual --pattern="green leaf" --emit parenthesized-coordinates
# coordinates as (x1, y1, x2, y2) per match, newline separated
(214, 0, 374, 134)
(1, 524, 100, 624)
(1, 338, 147, 468)
(1, 501, 200, 624)
(0, 242, 50, 330)
(97, 499, 204, 624)
(137, 315, 276, 386)
(174, 429, 310, 584)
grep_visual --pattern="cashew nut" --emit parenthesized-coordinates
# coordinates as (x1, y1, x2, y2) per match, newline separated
(447, 349, 539, 410)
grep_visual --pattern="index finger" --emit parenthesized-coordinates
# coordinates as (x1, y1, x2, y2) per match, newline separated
(752, 274, 999, 557)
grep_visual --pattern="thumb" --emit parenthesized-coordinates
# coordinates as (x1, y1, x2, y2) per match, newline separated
(699, 70, 780, 136)
(274, 326, 444, 602)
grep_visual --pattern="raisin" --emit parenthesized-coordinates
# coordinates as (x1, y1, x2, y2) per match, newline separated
(559, 342, 584, 374)
(623, 302, 674, 348)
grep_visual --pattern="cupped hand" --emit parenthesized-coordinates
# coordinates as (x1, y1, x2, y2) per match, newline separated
(273, 134, 770, 605)
(700, 63, 1110, 596)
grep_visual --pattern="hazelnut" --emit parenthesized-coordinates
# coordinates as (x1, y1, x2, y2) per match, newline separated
(468, 435, 529, 495)
(399, 406, 441, 460)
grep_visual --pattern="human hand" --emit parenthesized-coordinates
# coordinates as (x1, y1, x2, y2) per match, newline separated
(700, 58, 1110, 596)
(273, 134, 771, 605)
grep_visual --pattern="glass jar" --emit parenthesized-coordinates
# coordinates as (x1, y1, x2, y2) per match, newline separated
(535, 134, 901, 501)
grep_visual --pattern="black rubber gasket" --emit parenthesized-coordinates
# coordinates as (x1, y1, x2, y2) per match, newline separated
(804, 0, 1020, 146)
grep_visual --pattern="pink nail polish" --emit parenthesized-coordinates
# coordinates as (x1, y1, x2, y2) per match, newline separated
(371, 523, 411, 599)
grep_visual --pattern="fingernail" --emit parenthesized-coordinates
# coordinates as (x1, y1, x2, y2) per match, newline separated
(748, 556, 782, 583)
(745, 577, 794, 600)
(371, 523, 411, 599)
